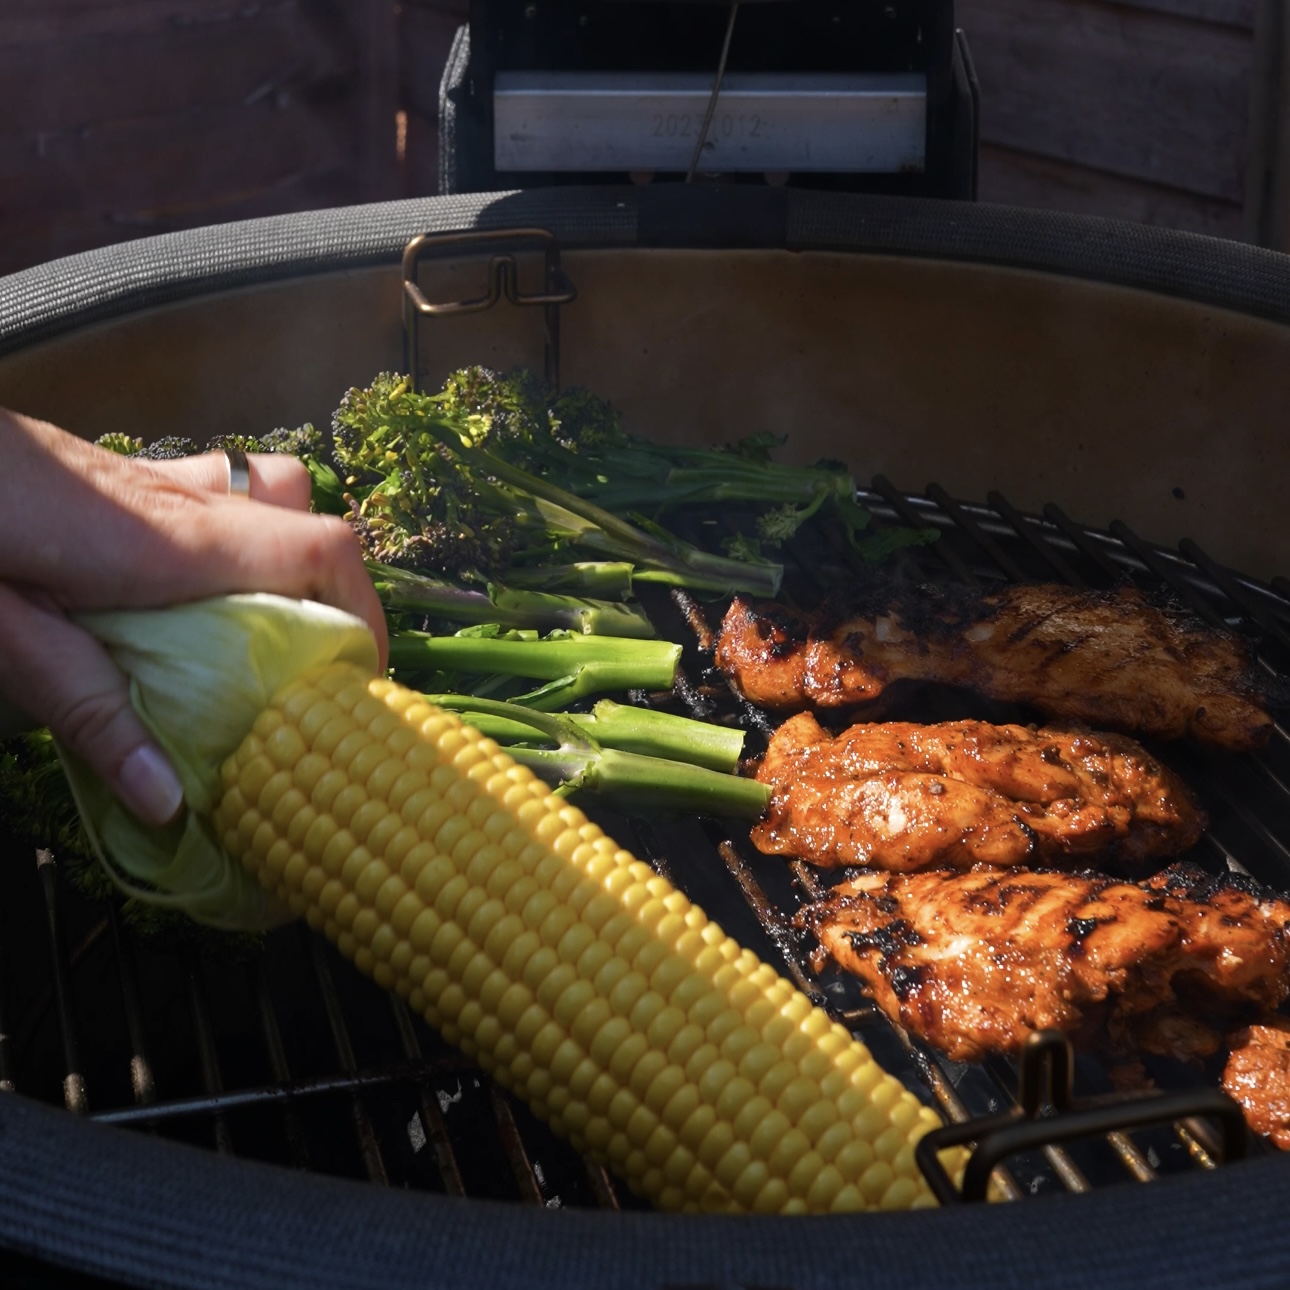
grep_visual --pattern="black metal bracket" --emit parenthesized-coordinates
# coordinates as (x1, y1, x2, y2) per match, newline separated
(915, 1031, 1250, 1204)
(401, 227, 577, 392)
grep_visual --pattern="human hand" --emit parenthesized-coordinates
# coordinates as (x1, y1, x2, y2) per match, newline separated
(0, 409, 388, 827)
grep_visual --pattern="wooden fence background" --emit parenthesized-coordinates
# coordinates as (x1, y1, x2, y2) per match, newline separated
(1, 0, 1287, 278)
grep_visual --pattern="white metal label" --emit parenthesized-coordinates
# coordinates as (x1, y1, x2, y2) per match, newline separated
(493, 71, 926, 174)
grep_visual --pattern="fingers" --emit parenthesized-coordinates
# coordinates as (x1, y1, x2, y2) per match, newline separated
(151, 451, 313, 511)
(206, 504, 390, 670)
(0, 582, 184, 827)
(143, 454, 387, 664)
(0, 414, 388, 673)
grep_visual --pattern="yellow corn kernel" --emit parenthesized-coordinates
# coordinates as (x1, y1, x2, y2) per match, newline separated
(209, 661, 946, 1214)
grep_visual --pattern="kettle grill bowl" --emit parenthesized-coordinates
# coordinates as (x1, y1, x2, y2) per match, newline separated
(2, 187, 1290, 1288)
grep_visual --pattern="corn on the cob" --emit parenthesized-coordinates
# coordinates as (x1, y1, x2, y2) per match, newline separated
(211, 659, 946, 1213)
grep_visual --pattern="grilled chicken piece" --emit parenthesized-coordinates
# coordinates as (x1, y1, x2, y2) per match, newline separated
(753, 713, 1204, 870)
(797, 863, 1290, 1065)
(717, 581, 1274, 750)
(1223, 1019, 1290, 1149)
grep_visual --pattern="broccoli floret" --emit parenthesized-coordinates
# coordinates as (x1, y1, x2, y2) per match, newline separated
(260, 422, 324, 458)
(548, 386, 624, 453)
(757, 502, 815, 546)
(95, 432, 144, 456)
(436, 366, 550, 456)
(0, 731, 94, 867)
(207, 432, 268, 454)
(334, 373, 518, 580)
(332, 373, 782, 597)
(138, 435, 200, 461)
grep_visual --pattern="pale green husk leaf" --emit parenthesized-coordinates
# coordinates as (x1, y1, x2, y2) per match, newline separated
(60, 594, 379, 931)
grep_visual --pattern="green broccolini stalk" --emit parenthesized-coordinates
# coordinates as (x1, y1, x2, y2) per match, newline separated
(368, 562, 655, 638)
(333, 373, 783, 598)
(428, 697, 745, 774)
(387, 625, 682, 710)
(411, 697, 767, 820)
(432, 368, 937, 559)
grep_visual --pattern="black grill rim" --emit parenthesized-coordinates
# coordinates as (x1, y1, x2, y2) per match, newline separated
(1, 1089, 1287, 1290)
(4, 186, 1290, 362)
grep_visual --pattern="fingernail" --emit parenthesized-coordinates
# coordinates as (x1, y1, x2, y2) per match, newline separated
(118, 743, 185, 826)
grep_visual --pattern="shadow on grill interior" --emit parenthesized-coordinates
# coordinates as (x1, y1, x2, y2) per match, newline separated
(2, 187, 1290, 1289)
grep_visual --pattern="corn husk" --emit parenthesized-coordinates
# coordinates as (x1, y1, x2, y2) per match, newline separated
(61, 595, 378, 930)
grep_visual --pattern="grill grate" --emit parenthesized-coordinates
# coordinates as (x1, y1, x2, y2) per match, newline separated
(2, 483, 1288, 1209)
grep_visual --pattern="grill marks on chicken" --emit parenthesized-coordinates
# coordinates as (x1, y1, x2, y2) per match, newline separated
(752, 713, 1205, 871)
(797, 864, 1290, 1066)
(717, 582, 1274, 749)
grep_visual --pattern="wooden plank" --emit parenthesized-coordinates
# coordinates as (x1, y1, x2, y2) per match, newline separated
(958, 0, 1255, 202)
(1112, 0, 1254, 27)
(0, 4, 349, 137)
(350, 0, 401, 201)
(400, 2, 466, 120)
(402, 0, 468, 13)
(979, 143, 1247, 239)
(0, 96, 356, 230)
(0, 1, 284, 46)
(402, 105, 441, 197)
(1243, 0, 1290, 247)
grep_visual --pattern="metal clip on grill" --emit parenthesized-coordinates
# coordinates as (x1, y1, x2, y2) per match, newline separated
(915, 1031, 1249, 1204)
(401, 228, 576, 391)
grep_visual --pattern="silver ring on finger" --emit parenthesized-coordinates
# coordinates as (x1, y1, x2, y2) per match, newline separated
(224, 448, 251, 500)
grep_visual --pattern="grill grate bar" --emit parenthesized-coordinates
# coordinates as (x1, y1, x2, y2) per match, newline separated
(488, 1086, 547, 1205)
(925, 484, 1028, 583)
(387, 996, 468, 1196)
(91, 1061, 467, 1127)
(108, 908, 155, 1107)
(249, 960, 311, 1168)
(1041, 504, 1127, 583)
(304, 931, 390, 1185)
(0, 900, 15, 1093)
(36, 851, 88, 1115)
(1105, 1132, 1158, 1183)
(1107, 520, 1290, 755)
(986, 492, 1086, 586)
(582, 1161, 623, 1209)
(182, 951, 233, 1155)
(716, 842, 823, 1005)
(1108, 521, 1230, 629)
(1275, 577, 1290, 603)
(1179, 539, 1290, 654)
(870, 476, 979, 585)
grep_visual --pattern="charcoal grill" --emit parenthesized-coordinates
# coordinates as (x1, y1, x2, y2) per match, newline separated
(2, 186, 1290, 1289)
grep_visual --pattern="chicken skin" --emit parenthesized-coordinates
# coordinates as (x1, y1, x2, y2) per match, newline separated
(797, 864, 1290, 1066)
(753, 713, 1205, 870)
(1223, 1019, 1290, 1149)
(717, 581, 1274, 750)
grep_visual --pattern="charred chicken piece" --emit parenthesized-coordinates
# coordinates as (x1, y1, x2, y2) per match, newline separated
(797, 863, 1290, 1066)
(1223, 1019, 1290, 1149)
(753, 713, 1205, 871)
(717, 581, 1274, 750)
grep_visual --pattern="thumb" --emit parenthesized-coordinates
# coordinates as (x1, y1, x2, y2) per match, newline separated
(0, 582, 184, 827)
